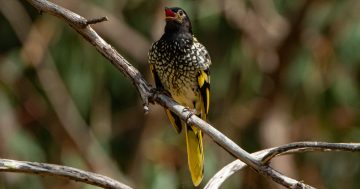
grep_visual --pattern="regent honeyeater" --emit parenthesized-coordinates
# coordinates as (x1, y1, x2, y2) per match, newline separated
(148, 7, 211, 186)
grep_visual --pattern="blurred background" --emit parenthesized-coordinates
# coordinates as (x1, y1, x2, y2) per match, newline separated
(0, 0, 359, 188)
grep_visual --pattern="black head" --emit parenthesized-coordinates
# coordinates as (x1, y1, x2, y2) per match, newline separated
(164, 7, 193, 36)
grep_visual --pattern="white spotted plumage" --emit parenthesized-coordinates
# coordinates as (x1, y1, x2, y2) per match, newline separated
(148, 7, 211, 186)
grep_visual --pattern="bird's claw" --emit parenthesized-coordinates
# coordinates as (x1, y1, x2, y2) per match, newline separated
(183, 107, 195, 125)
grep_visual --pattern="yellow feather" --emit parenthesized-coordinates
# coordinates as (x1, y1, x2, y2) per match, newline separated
(198, 70, 210, 115)
(206, 88, 210, 114)
(165, 109, 181, 133)
(185, 125, 204, 186)
(198, 71, 206, 87)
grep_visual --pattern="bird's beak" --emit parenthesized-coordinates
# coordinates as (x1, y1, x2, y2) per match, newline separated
(165, 7, 176, 20)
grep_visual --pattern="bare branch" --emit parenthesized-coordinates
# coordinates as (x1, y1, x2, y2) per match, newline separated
(23, 0, 314, 188)
(86, 16, 108, 25)
(25, 0, 152, 112)
(262, 142, 360, 163)
(205, 142, 360, 189)
(0, 159, 132, 189)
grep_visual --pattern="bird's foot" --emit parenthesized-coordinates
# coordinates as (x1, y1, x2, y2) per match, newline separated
(182, 107, 196, 125)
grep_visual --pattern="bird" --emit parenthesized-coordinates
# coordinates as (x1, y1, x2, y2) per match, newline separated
(148, 7, 211, 186)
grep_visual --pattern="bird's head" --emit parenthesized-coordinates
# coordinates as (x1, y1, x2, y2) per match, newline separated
(164, 7, 192, 35)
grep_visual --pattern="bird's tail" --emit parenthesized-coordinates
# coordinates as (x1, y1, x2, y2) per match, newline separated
(185, 124, 204, 186)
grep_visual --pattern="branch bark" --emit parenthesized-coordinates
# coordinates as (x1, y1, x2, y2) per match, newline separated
(0, 159, 132, 189)
(205, 142, 360, 189)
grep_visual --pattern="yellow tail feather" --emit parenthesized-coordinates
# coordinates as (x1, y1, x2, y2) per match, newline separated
(185, 124, 204, 186)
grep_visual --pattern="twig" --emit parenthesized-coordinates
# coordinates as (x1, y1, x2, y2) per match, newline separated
(261, 142, 360, 163)
(25, 0, 152, 112)
(24, 0, 314, 188)
(0, 159, 132, 189)
(86, 16, 108, 25)
(205, 142, 360, 189)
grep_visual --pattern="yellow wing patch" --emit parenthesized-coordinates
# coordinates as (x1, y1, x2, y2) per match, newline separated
(198, 70, 210, 115)
(205, 87, 210, 114)
(198, 71, 206, 88)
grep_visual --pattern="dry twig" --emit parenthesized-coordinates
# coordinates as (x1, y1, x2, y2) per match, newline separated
(205, 142, 360, 189)
(0, 159, 132, 189)
(86, 16, 108, 25)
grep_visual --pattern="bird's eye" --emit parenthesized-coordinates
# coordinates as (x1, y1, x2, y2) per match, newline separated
(178, 10, 184, 16)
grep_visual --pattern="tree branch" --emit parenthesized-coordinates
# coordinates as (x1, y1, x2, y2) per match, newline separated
(18, 0, 327, 188)
(0, 159, 132, 189)
(25, 0, 152, 113)
(205, 142, 360, 189)
(86, 16, 108, 25)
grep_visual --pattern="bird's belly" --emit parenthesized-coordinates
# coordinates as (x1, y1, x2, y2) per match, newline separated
(153, 53, 201, 109)
(171, 86, 197, 109)
(160, 69, 199, 109)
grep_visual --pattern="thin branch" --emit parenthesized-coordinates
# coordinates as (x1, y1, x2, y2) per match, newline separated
(205, 142, 360, 189)
(26, 0, 152, 112)
(23, 0, 315, 188)
(261, 142, 360, 163)
(86, 16, 108, 25)
(0, 159, 132, 189)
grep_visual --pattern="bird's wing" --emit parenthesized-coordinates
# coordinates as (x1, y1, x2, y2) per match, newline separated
(149, 63, 164, 90)
(194, 37, 211, 119)
(186, 38, 210, 186)
(198, 68, 210, 118)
